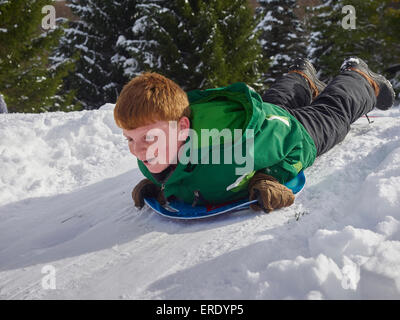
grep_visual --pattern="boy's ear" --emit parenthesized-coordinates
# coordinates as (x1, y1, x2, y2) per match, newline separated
(178, 116, 190, 140)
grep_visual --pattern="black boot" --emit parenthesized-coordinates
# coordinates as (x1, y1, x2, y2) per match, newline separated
(340, 56, 395, 110)
(288, 58, 327, 99)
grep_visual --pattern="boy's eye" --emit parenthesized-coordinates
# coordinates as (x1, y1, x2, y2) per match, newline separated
(145, 135, 155, 141)
(125, 136, 133, 142)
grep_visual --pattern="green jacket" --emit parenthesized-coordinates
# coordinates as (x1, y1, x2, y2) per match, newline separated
(138, 82, 317, 205)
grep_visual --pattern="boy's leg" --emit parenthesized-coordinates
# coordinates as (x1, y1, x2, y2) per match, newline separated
(288, 71, 375, 156)
(262, 73, 312, 109)
(286, 57, 395, 157)
(262, 58, 326, 109)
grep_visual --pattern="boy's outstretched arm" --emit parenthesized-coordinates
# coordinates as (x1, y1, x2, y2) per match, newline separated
(248, 172, 295, 213)
(132, 173, 295, 213)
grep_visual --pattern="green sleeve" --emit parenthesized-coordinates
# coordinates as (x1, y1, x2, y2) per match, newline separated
(254, 114, 307, 184)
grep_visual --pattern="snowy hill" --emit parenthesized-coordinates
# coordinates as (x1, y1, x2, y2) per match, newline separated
(1, 104, 400, 300)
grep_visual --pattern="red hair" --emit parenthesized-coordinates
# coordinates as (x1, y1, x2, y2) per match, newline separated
(114, 72, 190, 129)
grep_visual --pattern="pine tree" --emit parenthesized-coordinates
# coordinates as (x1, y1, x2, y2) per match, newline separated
(56, 0, 144, 109)
(256, 0, 307, 86)
(307, 0, 400, 98)
(112, 1, 177, 83)
(305, 1, 340, 81)
(306, 0, 373, 81)
(0, 0, 77, 113)
(119, 0, 265, 91)
(203, 0, 265, 89)
(376, 0, 400, 98)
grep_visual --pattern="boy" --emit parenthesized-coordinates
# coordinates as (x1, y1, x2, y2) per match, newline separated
(114, 57, 395, 213)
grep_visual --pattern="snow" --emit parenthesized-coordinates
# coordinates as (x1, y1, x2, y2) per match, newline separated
(256, 11, 283, 31)
(131, 16, 148, 34)
(341, 57, 360, 70)
(1, 104, 400, 299)
(0, 108, 133, 205)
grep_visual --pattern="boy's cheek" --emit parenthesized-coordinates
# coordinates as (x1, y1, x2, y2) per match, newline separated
(128, 141, 146, 158)
(128, 144, 135, 156)
(128, 144, 144, 160)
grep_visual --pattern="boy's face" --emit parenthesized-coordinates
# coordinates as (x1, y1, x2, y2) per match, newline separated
(123, 117, 190, 174)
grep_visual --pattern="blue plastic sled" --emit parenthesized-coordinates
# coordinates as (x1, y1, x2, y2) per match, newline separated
(144, 170, 306, 220)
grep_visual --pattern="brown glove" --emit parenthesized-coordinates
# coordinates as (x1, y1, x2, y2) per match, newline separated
(132, 179, 166, 208)
(248, 172, 295, 213)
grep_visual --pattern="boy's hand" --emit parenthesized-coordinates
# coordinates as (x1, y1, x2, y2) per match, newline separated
(132, 179, 166, 208)
(248, 172, 295, 213)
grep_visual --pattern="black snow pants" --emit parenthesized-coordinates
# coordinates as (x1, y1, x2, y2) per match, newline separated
(261, 71, 377, 157)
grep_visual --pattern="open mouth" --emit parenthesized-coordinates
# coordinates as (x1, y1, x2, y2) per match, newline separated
(143, 157, 157, 165)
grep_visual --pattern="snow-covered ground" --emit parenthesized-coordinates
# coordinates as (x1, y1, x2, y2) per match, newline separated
(1, 103, 400, 300)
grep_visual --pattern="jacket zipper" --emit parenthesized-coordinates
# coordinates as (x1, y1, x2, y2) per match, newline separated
(157, 167, 207, 207)
(192, 190, 209, 207)
(160, 168, 176, 198)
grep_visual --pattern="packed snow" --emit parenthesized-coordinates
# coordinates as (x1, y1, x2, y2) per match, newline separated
(1, 103, 400, 300)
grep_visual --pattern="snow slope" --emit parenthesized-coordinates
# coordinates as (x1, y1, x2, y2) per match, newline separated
(1, 104, 400, 300)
